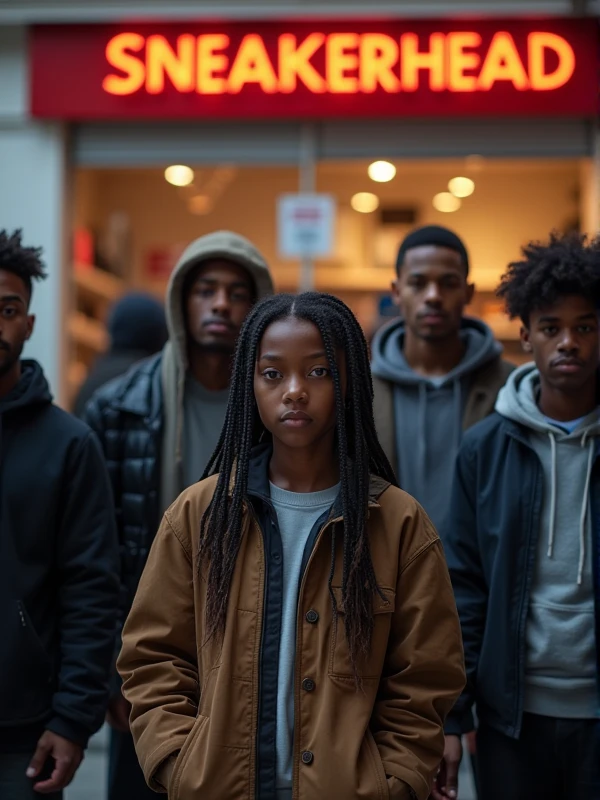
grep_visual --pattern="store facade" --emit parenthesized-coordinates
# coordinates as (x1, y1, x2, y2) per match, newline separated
(0, 1, 598, 403)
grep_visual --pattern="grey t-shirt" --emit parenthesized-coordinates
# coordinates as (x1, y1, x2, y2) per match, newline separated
(182, 375, 229, 486)
(270, 481, 340, 800)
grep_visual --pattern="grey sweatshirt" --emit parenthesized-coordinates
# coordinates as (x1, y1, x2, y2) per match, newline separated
(496, 364, 598, 718)
(370, 317, 502, 531)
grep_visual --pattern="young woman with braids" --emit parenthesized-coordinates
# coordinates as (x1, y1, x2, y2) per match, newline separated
(118, 292, 465, 800)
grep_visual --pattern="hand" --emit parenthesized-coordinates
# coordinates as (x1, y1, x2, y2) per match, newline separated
(106, 694, 131, 732)
(26, 730, 83, 794)
(430, 735, 462, 800)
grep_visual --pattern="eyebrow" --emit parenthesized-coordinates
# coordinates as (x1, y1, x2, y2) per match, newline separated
(258, 351, 327, 362)
(0, 294, 25, 304)
(537, 313, 597, 323)
(196, 277, 251, 290)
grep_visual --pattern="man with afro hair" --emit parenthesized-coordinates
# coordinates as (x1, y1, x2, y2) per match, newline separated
(436, 231, 600, 800)
(0, 230, 119, 799)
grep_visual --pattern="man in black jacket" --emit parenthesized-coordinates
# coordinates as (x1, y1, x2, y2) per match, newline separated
(437, 233, 600, 800)
(0, 230, 119, 799)
(85, 230, 274, 800)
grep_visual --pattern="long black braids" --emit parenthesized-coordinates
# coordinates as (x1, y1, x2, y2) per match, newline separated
(200, 292, 398, 683)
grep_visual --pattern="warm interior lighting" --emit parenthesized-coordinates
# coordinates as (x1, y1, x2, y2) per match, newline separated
(164, 164, 194, 186)
(433, 192, 461, 213)
(188, 194, 213, 214)
(368, 161, 397, 183)
(351, 192, 380, 213)
(448, 176, 475, 198)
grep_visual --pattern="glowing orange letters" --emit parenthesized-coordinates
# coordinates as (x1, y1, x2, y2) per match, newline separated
(102, 30, 577, 97)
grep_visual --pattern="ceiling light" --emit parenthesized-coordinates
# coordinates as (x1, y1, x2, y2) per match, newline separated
(164, 165, 194, 187)
(368, 161, 397, 183)
(448, 176, 475, 198)
(351, 192, 380, 213)
(433, 192, 462, 213)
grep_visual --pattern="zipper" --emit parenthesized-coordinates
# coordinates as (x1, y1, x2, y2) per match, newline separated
(17, 601, 26, 628)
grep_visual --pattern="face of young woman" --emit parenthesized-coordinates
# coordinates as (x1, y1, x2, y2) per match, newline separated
(254, 316, 346, 451)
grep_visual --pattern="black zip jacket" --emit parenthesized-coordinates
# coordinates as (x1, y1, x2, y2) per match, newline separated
(0, 361, 119, 749)
(443, 412, 600, 739)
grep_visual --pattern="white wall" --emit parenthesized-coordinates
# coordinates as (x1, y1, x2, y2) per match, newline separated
(0, 26, 68, 400)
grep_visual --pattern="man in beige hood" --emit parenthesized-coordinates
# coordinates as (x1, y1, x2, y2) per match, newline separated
(84, 230, 274, 800)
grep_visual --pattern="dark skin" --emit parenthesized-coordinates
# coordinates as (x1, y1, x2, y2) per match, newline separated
(521, 294, 599, 420)
(185, 259, 255, 391)
(392, 245, 474, 378)
(254, 317, 345, 493)
(0, 269, 34, 398)
(0, 270, 83, 791)
(434, 294, 600, 800)
(108, 258, 256, 734)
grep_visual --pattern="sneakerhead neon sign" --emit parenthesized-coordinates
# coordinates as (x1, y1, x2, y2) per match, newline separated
(102, 31, 575, 96)
(30, 20, 598, 119)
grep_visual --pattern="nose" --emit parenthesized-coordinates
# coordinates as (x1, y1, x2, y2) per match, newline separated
(557, 328, 579, 352)
(211, 287, 231, 316)
(283, 374, 308, 404)
(423, 281, 442, 305)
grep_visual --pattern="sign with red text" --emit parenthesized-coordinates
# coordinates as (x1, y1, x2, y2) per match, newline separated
(30, 19, 598, 119)
(278, 194, 335, 258)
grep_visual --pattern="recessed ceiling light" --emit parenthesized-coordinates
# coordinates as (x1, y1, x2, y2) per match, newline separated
(448, 177, 475, 198)
(368, 161, 397, 183)
(351, 192, 380, 213)
(433, 192, 462, 213)
(164, 165, 194, 187)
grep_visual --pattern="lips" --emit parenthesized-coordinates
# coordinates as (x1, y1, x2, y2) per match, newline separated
(419, 312, 447, 323)
(280, 410, 313, 427)
(203, 320, 233, 334)
(552, 358, 584, 372)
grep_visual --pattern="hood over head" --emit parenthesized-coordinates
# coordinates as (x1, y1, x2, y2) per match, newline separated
(165, 230, 274, 369)
(371, 316, 502, 386)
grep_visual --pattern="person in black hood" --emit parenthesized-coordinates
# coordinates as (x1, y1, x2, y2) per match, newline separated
(0, 230, 119, 799)
(72, 292, 168, 418)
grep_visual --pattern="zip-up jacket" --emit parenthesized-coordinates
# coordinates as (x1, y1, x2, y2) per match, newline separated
(443, 411, 600, 738)
(117, 446, 465, 800)
(0, 360, 119, 748)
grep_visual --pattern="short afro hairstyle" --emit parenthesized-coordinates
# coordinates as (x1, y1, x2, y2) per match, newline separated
(0, 229, 46, 302)
(497, 231, 600, 326)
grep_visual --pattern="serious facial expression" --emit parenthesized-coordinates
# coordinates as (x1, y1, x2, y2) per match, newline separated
(254, 317, 346, 451)
(522, 294, 599, 393)
(392, 245, 474, 341)
(0, 269, 34, 378)
(185, 259, 255, 353)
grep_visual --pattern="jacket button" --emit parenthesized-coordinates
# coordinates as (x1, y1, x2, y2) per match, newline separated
(305, 610, 319, 624)
(302, 678, 315, 692)
(301, 751, 314, 765)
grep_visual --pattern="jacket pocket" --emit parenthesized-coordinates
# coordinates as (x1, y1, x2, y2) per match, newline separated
(0, 601, 54, 724)
(329, 587, 396, 680)
(365, 729, 390, 800)
(169, 713, 209, 800)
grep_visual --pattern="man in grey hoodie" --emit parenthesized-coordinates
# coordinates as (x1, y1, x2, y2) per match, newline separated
(371, 225, 513, 533)
(84, 231, 274, 800)
(441, 232, 600, 800)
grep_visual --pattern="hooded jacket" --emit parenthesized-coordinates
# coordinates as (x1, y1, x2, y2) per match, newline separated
(117, 447, 465, 800)
(84, 232, 274, 682)
(443, 365, 600, 738)
(0, 361, 119, 749)
(495, 364, 599, 719)
(371, 317, 514, 531)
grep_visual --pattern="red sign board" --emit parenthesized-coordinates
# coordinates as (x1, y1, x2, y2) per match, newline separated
(30, 19, 598, 119)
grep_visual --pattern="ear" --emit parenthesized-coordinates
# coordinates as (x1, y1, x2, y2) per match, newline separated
(391, 278, 402, 310)
(520, 324, 532, 353)
(26, 314, 35, 340)
(465, 282, 475, 305)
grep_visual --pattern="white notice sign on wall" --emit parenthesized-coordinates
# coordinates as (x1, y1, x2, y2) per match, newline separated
(277, 193, 335, 259)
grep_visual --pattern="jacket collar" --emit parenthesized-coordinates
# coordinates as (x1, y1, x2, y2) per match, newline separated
(112, 352, 163, 424)
(245, 442, 390, 510)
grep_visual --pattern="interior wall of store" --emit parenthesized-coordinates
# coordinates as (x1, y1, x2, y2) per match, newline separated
(75, 159, 582, 302)
(0, 25, 68, 401)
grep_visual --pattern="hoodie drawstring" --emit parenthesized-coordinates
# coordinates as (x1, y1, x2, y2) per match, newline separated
(546, 430, 594, 585)
(417, 382, 427, 491)
(452, 380, 462, 455)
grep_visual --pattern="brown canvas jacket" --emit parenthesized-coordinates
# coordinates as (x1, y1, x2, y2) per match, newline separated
(118, 473, 465, 800)
(372, 357, 515, 474)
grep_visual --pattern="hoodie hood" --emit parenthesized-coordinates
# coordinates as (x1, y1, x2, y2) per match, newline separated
(165, 230, 274, 370)
(0, 360, 52, 415)
(496, 362, 600, 587)
(371, 316, 502, 386)
(159, 231, 274, 513)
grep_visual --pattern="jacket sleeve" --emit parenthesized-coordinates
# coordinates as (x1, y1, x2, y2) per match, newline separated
(442, 439, 487, 736)
(46, 432, 120, 747)
(371, 511, 466, 800)
(117, 510, 198, 792)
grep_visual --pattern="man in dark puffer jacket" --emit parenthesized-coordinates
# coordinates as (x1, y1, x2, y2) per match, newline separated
(84, 230, 274, 800)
